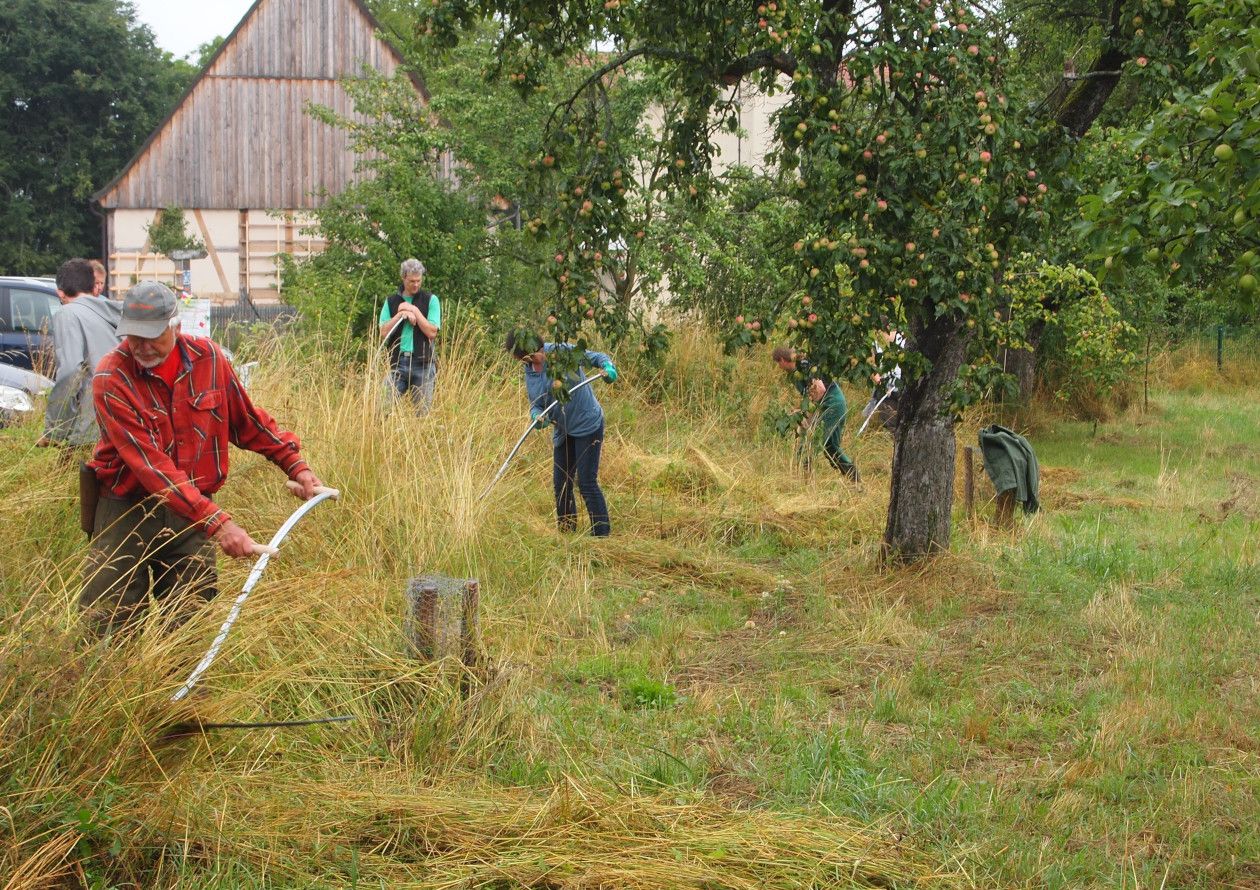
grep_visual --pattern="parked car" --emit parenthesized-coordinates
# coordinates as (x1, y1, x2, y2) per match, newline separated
(0, 278, 261, 386)
(0, 277, 60, 371)
(0, 363, 53, 428)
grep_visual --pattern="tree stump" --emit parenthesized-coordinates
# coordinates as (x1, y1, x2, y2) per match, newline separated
(405, 575, 482, 671)
(995, 489, 1016, 528)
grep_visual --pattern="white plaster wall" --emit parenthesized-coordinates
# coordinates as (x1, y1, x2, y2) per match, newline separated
(108, 208, 322, 301)
(642, 79, 791, 176)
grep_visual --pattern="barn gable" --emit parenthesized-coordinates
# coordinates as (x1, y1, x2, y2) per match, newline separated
(95, 0, 426, 211)
(94, 0, 431, 301)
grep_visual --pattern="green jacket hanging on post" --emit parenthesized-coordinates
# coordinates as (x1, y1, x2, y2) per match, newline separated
(978, 425, 1040, 514)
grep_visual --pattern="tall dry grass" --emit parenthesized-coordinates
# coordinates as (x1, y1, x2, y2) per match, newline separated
(0, 325, 948, 887)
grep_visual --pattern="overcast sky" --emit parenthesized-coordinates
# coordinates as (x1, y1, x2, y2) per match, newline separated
(130, 0, 257, 60)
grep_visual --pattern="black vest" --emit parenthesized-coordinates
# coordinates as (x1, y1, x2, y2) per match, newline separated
(384, 289, 436, 365)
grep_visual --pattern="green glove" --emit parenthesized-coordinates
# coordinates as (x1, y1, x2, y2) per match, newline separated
(602, 362, 618, 383)
(530, 407, 551, 429)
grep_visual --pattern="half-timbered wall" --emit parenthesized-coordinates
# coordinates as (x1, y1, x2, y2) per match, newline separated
(107, 208, 325, 301)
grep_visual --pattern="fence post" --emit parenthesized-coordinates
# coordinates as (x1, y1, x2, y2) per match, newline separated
(461, 579, 480, 671)
(963, 446, 975, 519)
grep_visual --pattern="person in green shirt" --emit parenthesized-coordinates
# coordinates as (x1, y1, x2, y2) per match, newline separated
(379, 258, 441, 413)
(772, 346, 859, 482)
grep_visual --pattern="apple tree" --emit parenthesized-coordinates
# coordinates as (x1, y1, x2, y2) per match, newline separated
(1078, 0, 1259, 308)
(416, 0, 1141, 560)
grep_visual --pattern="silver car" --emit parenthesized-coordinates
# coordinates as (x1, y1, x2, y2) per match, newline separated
(0, 363, 52, 428)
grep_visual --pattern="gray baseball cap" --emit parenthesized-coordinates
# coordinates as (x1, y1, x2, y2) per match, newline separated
(117, 281, 179, 338)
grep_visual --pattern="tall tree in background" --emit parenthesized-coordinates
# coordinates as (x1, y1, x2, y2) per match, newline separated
(416, 0, 1149, 560)
(287, 13, 662, 338)
(0, 0, 193, 272)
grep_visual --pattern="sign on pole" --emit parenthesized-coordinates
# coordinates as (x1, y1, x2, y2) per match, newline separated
(178, 292, 212, 338)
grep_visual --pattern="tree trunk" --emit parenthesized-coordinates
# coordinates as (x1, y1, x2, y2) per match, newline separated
(1003, 316, 1046, 405)
(882, 322, 970, 562)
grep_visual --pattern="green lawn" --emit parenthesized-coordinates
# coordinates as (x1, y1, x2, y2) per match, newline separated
(488, 385, 1260, 888)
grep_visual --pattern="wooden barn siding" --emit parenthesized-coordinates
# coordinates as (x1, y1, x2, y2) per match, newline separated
(102, 0, 407, 210)
(208, 0, 399, 80)
(102, 76, 384, 209)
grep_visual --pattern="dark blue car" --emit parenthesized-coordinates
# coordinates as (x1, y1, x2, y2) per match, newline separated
(0, 277, 61, 372)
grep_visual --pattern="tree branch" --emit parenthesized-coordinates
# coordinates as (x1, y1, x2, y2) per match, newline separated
(719, 50, 798, 84)
(1034, 0, 1129, 137)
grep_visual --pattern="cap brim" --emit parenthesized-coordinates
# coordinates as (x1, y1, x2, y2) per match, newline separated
(116, 318, 172, 339)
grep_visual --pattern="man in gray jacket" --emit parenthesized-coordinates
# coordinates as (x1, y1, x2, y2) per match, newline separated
(38, 258, 122, 450)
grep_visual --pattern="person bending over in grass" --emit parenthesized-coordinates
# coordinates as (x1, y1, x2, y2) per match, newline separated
(506, 330, 617, 537)
(772, 345, 860, 483)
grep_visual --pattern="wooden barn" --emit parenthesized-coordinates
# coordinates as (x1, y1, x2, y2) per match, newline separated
(94, 0, 440, 302)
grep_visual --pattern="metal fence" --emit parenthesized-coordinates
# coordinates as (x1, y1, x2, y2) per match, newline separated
(1183, 324, 1258, 373)
(210, 301, 298, 342)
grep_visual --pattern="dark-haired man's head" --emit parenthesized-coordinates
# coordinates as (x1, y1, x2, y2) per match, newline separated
(505, 328, 544, 360)
(56, 259, 96, 300)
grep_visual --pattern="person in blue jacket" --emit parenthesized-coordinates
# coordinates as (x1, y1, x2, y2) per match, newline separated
(506, 330, 617, 537)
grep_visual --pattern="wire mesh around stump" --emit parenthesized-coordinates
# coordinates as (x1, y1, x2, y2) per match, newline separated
(405, 575, 480, 665)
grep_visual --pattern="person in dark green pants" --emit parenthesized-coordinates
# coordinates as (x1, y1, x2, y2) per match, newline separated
(773, 346, 859, 482)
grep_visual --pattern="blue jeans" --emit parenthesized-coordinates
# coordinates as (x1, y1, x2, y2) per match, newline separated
(553, 422, 610, 536)
(391, 355, 436, 413)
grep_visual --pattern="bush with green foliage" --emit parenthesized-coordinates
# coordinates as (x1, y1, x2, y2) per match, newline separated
(1079, 0, 1259, 312)
(144, 206, 205, 257)
(1004, 259, 1140, 409)
(0, 0, 193, 271)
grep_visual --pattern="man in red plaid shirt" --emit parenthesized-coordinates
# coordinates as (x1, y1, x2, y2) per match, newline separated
(82, 281, 323, 635)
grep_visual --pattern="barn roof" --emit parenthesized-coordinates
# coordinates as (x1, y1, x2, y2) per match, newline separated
(95, 0, 428, 210)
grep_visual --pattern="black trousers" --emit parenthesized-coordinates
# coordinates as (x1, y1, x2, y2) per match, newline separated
(552, 422, 610, 536)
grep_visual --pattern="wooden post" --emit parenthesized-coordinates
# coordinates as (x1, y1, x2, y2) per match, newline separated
(963, 446, 975, 519)
(461, 579, 480, 671)
(995, 489, 1016, 528)
(408, 581, 438, 661)
(238, 210, 249, 295)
